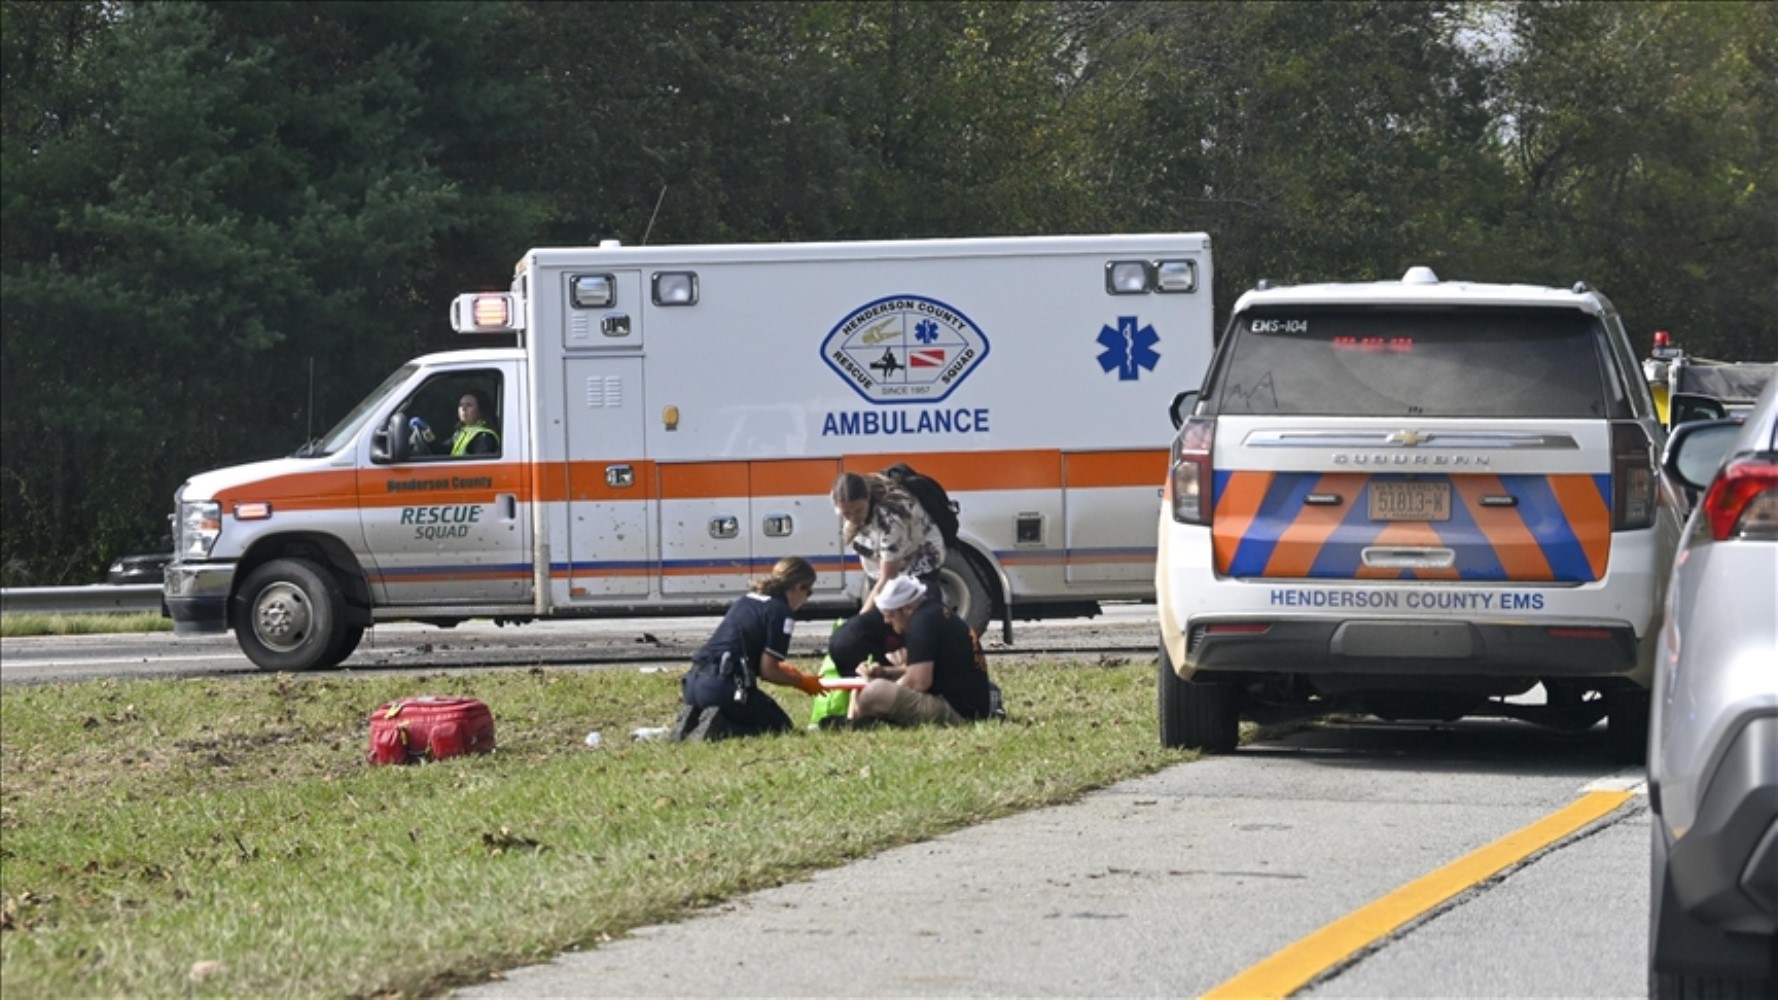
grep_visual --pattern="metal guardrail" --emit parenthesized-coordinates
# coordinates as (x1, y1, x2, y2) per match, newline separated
(1, 585, 164, 616)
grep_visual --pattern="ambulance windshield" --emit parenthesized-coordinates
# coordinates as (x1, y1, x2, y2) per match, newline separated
(296, 363, 420, 457)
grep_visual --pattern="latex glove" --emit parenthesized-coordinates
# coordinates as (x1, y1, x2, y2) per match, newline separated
(408, 417, 434, 451)
(784, 668, 825, 696)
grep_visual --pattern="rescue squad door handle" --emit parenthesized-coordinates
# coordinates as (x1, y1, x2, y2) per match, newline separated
(606, 465, 635, 488)
(499, 494, 516, 520)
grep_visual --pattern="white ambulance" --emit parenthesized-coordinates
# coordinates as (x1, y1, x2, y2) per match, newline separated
(165, 234, 1215, 670)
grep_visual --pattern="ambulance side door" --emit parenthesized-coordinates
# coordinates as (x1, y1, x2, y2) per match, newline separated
(362, 362, 533, 606)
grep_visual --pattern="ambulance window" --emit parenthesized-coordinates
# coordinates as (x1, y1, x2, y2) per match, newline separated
(398, 370, 503, 461)
(1211, 307, 1609, 418)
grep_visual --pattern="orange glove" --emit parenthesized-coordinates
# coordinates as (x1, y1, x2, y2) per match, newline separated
(783, 668, 825, 696)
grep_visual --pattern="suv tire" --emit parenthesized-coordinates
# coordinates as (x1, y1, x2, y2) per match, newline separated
(1158, 641, 1240, 752)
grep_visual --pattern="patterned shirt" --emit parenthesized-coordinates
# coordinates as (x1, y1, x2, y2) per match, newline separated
(851, 485, 945, 580)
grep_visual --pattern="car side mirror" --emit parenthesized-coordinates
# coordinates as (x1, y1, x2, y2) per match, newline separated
(1668, 392, 1728, 426)
(1662, 418, 1741, 492)
(1169, 390, 1200, 430)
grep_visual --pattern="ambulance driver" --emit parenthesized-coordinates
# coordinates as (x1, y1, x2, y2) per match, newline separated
(674, 556, 827, 741)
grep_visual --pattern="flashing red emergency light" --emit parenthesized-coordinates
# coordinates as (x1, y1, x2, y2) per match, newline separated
(1650, 329, 1681, 359)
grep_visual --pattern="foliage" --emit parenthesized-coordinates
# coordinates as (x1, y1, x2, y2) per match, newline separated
(2, 0, 1773, 581)
(0, 659, 1185, 997)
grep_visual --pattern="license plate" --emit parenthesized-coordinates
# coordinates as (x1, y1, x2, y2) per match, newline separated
(1369, 482, 1451, 522)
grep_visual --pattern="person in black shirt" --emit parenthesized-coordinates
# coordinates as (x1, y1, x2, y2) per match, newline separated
(675, 556, 825, 740)
(850, 575, 991, 726)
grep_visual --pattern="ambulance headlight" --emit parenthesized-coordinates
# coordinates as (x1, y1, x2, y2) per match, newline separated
(1106, 261, 1152, 294)
(652, 271, 698, 306)
(178, 501, 222, 559)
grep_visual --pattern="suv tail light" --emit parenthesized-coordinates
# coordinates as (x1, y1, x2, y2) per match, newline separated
(1610, 421, 1656, 530)
(1701, 457, 1778, 541)
(1169, 417, 1215, 525)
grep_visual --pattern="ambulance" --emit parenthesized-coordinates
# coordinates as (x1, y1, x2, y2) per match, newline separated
(164, 234, 1215, 671)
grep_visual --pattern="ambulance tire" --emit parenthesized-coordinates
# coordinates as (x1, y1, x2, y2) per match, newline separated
(937, 548, 993, 637)
(318, 624, 365, 669)
(1157, 641, 1239, 753)
(236, 558, 346, 672)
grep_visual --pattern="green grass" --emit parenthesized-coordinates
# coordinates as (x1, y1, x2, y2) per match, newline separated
(0, 613, 173, 637)
(0, 661, 1190, 998)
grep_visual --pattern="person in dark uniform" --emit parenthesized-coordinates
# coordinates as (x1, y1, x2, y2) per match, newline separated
(849, 575, 991, 727)
(675, 556, 826, 741)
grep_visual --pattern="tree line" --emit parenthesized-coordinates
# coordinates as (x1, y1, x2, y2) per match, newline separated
(2, 0, 1773, 583)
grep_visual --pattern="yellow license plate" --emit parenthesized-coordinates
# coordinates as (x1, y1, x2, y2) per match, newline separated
(1369, 482, 1451, 522)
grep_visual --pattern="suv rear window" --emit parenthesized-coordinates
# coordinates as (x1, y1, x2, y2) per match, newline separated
(1209, 307, 1610, 418)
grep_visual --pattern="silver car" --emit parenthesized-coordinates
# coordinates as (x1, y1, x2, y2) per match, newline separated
(1648, 377, 1778, 997)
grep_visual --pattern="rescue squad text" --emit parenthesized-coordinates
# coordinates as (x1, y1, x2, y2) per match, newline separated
(400, 504, 482, 540)
(1269, 589, 1545, 611)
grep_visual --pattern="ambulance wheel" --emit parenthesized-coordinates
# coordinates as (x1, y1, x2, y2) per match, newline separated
(236, 558, 346, 672)
(937, 549, 993, 637)
(318, 624, 365, 669)
(1158, 640, 1240, 752)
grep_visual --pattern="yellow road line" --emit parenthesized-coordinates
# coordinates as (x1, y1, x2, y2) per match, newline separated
(1201, 789, 1634, 1000)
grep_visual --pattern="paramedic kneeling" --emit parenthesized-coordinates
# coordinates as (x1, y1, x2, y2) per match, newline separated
(677, 556, 825, 740)
(851, 576, 991, 727)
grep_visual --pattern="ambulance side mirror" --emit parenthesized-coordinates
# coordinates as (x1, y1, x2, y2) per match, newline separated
(1168, 390, 1200, 430)
(371, 412, 409, 464)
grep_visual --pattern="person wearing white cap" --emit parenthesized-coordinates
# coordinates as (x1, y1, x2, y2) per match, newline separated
(849, 574, 992, 727)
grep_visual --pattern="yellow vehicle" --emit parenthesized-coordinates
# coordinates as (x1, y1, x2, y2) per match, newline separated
(1642, 330, 1775, 426)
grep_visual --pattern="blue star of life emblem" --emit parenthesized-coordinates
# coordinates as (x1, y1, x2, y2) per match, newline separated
(1096, 316, 1161, 381)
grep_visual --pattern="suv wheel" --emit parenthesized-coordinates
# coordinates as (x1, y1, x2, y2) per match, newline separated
(1158, 640, 1240, 752)
(1606, 688, 1651, 764)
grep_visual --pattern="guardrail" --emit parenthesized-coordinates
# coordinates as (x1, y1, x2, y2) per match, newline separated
(1, 585, 164, 616)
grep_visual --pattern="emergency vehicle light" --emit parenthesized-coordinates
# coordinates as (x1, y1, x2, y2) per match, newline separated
(571, 274, 614, 309)
(652, 272, 698, 306)
(1107, 261, 1152, 294)
(1156, 260, 1197, 293)
(450, 293, 523, 334)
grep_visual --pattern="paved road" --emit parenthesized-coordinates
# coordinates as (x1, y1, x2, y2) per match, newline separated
(458, 719, 1648, 999)
(0, 605, 1159, 685)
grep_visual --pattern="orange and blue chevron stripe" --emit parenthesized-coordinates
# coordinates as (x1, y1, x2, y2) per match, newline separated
(1211, 471, 1612, 582)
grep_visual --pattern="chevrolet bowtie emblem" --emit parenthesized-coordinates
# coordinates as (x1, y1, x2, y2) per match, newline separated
(1387, 430, 1428, 447)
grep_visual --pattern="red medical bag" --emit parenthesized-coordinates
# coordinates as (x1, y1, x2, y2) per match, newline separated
(367, 695, 496, 765)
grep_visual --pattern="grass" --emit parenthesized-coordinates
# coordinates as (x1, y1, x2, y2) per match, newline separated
(0, 659, 1191, 998)
(0, 613, 173, 638)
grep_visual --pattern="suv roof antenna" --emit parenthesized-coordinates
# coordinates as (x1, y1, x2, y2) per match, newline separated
(641, 185, 667, 246)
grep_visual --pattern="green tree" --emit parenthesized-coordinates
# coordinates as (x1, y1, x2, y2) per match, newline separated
(0, 1, 530, 582)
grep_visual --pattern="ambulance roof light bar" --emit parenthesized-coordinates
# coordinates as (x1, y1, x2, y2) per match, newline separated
(450, 293, 525, 335)
(1650, 328, 1682, 360)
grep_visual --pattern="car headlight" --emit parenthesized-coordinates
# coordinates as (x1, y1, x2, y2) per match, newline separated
(178, 501, 222, 559)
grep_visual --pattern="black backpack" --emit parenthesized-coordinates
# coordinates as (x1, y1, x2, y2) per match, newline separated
(881, 463, 960, 548)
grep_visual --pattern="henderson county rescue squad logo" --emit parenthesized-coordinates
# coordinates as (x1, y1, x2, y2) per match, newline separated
(821, 295, 990, 405)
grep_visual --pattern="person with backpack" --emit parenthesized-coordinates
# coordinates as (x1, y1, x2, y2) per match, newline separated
(827, 471, 947, 678)
(674, 556, 827, 741)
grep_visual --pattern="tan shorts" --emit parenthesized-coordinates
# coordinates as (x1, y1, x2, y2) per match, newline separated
(884, 684, 965, 727)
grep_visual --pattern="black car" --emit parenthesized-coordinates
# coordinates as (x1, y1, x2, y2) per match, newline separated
(106, 550, 173, 585)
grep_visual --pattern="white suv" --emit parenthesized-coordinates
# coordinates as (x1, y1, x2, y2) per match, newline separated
(1156, 267, 1681, 760)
